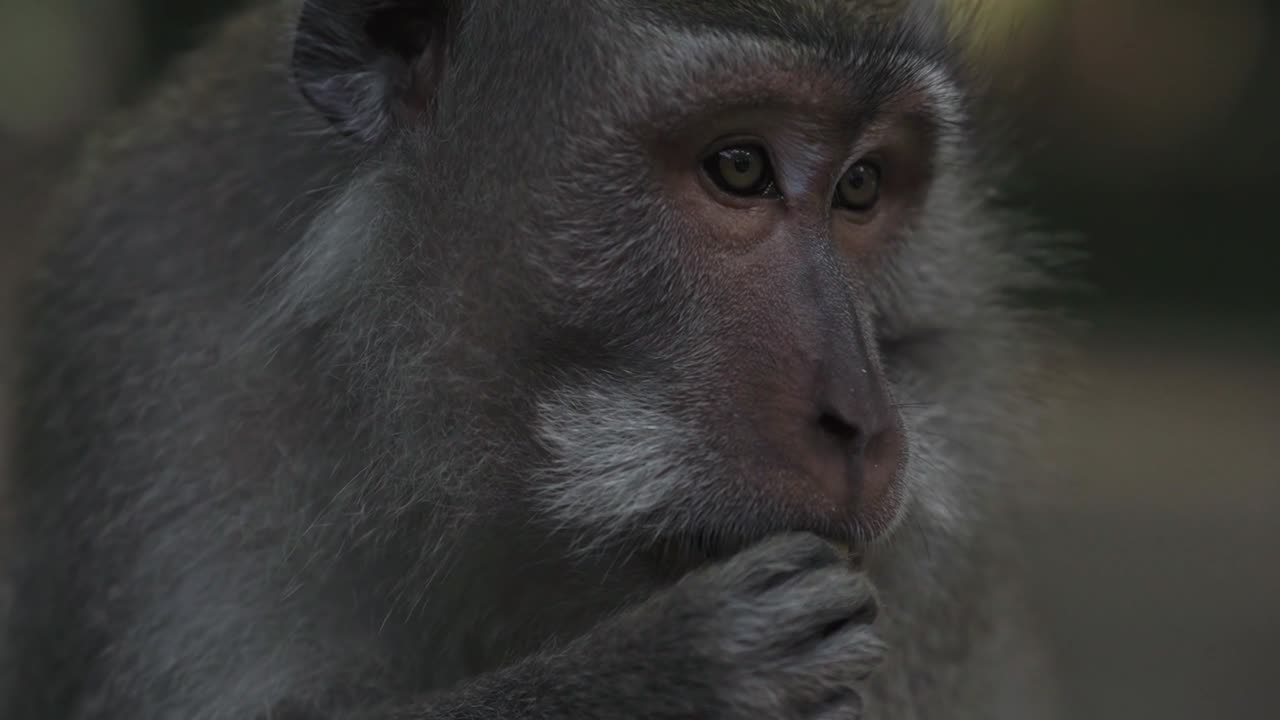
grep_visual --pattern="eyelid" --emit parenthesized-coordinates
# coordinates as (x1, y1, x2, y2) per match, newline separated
(703, 134, 770, 155)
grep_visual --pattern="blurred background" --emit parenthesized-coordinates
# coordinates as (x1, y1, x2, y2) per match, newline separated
(0, 0, 1276, 718)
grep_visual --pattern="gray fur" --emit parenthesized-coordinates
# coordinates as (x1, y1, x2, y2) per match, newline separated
(2, 1, 1065, 718)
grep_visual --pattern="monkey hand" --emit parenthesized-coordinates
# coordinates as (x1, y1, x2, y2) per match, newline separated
(592, 532, 887, 719)
(396, 533, 885, 720)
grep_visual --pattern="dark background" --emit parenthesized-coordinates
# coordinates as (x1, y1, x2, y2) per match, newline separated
(1, 1, 1277, 718)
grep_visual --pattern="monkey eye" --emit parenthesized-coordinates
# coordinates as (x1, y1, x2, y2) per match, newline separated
(834, 160, 882, 212)
(702, 145, 780, 198)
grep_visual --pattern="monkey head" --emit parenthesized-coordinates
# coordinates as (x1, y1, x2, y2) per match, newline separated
(288, 0, 1022, 563)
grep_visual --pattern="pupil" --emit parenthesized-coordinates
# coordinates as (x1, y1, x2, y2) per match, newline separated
(732, 153, 753, 174)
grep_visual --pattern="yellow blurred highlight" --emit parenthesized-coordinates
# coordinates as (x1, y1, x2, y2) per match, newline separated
(941, 0, 1057, 66)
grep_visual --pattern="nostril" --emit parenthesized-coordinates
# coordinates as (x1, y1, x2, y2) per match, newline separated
(817, 410, 860, 445)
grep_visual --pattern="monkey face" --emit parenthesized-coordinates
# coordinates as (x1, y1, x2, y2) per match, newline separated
(512, 9, 966, 560)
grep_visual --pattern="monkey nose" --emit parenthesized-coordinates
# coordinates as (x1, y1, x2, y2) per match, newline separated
(811, 402, 906, 510)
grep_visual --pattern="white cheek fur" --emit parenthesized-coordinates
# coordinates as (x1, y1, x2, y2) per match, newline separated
(534, 381, 698, 548)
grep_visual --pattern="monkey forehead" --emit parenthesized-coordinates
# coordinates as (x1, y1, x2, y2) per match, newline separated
(604, 1, 964, 134)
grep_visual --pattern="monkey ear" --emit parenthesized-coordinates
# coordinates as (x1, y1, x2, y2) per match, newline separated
(292, 1, 452, 144)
